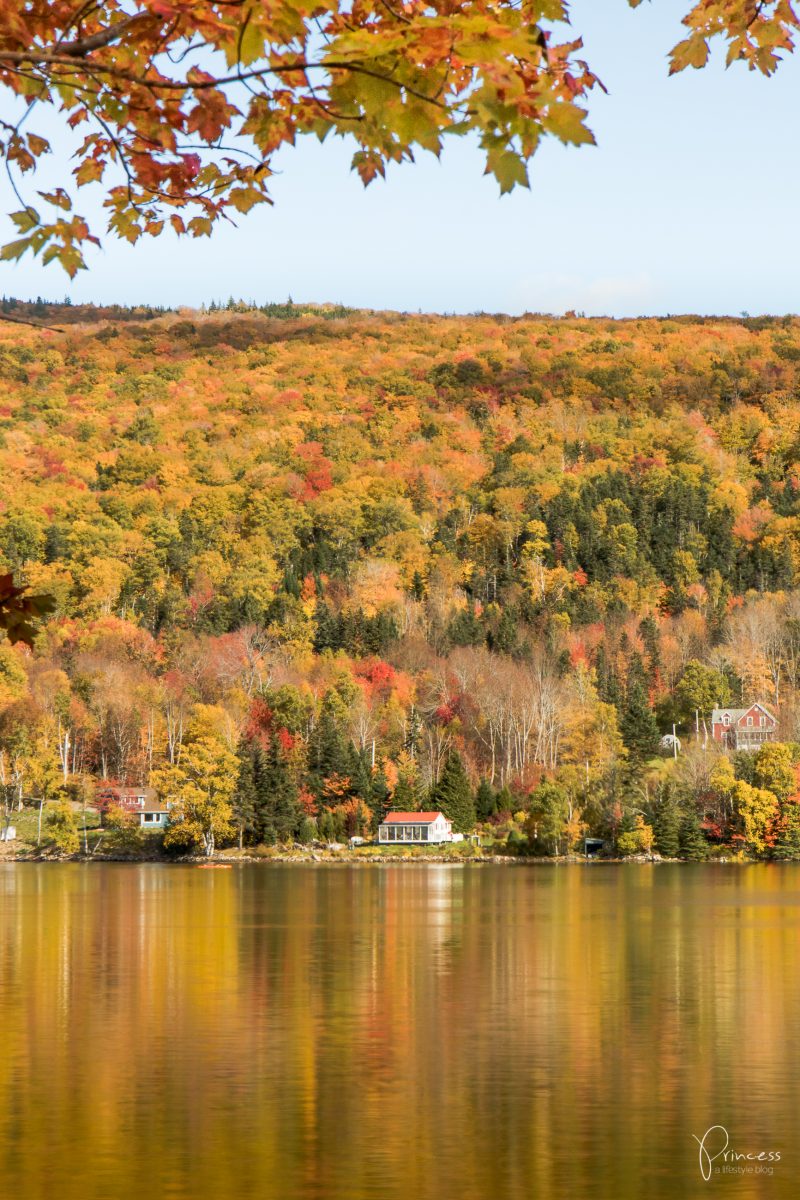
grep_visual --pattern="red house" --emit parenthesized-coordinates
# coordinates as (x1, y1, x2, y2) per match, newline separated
(96, 786, 169, 829)
(96, 785, 157, 813)
(711, 703, 777, 751)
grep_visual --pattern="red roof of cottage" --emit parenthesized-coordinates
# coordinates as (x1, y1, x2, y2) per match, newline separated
(382, 811, 446, 824)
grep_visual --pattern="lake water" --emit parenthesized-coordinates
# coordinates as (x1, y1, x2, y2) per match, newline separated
(1, 863, 799, 1199)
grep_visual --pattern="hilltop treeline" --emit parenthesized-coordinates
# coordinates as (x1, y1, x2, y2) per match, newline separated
(2, 309, 800, 858)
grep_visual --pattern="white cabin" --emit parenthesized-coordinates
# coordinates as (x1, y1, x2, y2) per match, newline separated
(378, 811, 453, 845)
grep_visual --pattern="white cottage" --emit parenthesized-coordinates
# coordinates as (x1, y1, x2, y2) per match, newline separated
(378, 811, 453, 845)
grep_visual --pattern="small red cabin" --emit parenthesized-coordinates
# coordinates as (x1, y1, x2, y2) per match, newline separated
(96, 785, 157, 813)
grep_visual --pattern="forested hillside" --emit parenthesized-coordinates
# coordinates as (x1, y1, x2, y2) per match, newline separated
(2, 305, 800, 858)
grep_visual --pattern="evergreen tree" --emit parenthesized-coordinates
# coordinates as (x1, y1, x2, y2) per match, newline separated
(250, 740, 275, 845)
(313, 602, 338, 653)
(410, 570, 426, 601)
(489, 608, 518, 655)
(653, 787, 681, 858)
(233, 737, 258, 848)
(368, 766, 390, 827)
(430, 751, 476, 833)
(475, 778, 497, 821)
(620, 653, 660, 761)
(270, 736, 301, 843)
(390, 773, 419, 811)
(364, 609, 399, 655)
(253, 735, 301, 844)
(447, 605, 483, 648)
(595, 645, 623, 709)
(638, 614, 661, 674)
(495, 785, 515, 815)
(678, 807, 708, 861)
(348, 744, 373, 801)
(307, 705, 351, 794)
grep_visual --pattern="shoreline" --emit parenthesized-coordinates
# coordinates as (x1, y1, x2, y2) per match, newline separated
(0, 850, 768, 866)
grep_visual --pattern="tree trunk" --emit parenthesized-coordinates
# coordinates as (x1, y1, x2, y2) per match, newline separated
(37, 798, 44, 847)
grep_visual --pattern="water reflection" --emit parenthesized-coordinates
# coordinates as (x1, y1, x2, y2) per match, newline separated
(1, 864, 799, 1199)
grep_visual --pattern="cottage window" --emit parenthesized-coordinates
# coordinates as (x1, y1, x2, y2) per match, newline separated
(760, 716, 765, 727)
(747, 716, 753, 727)
(723, 714, 730, 725)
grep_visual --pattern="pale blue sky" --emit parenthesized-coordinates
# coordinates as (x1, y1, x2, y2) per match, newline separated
(2, 0, 798, 316)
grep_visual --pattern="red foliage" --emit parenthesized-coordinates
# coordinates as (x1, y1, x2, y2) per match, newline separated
(631, 453, 667, 472)
(303, 462, 333, 497)
(295, 441, 334, 498)
(732, 505, 772, 544)
(276, 726, 296, 754)
(244, 697, 274, 745)
(701, 818, 724, 842)
(355, 658, 397, 698)
(298, 788, 317, 817)
(39, 449, 67, 477)
(567, 635, 589, 668)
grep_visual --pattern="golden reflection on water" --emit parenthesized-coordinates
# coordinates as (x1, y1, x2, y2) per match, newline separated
(1, 863, 800, 1199)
